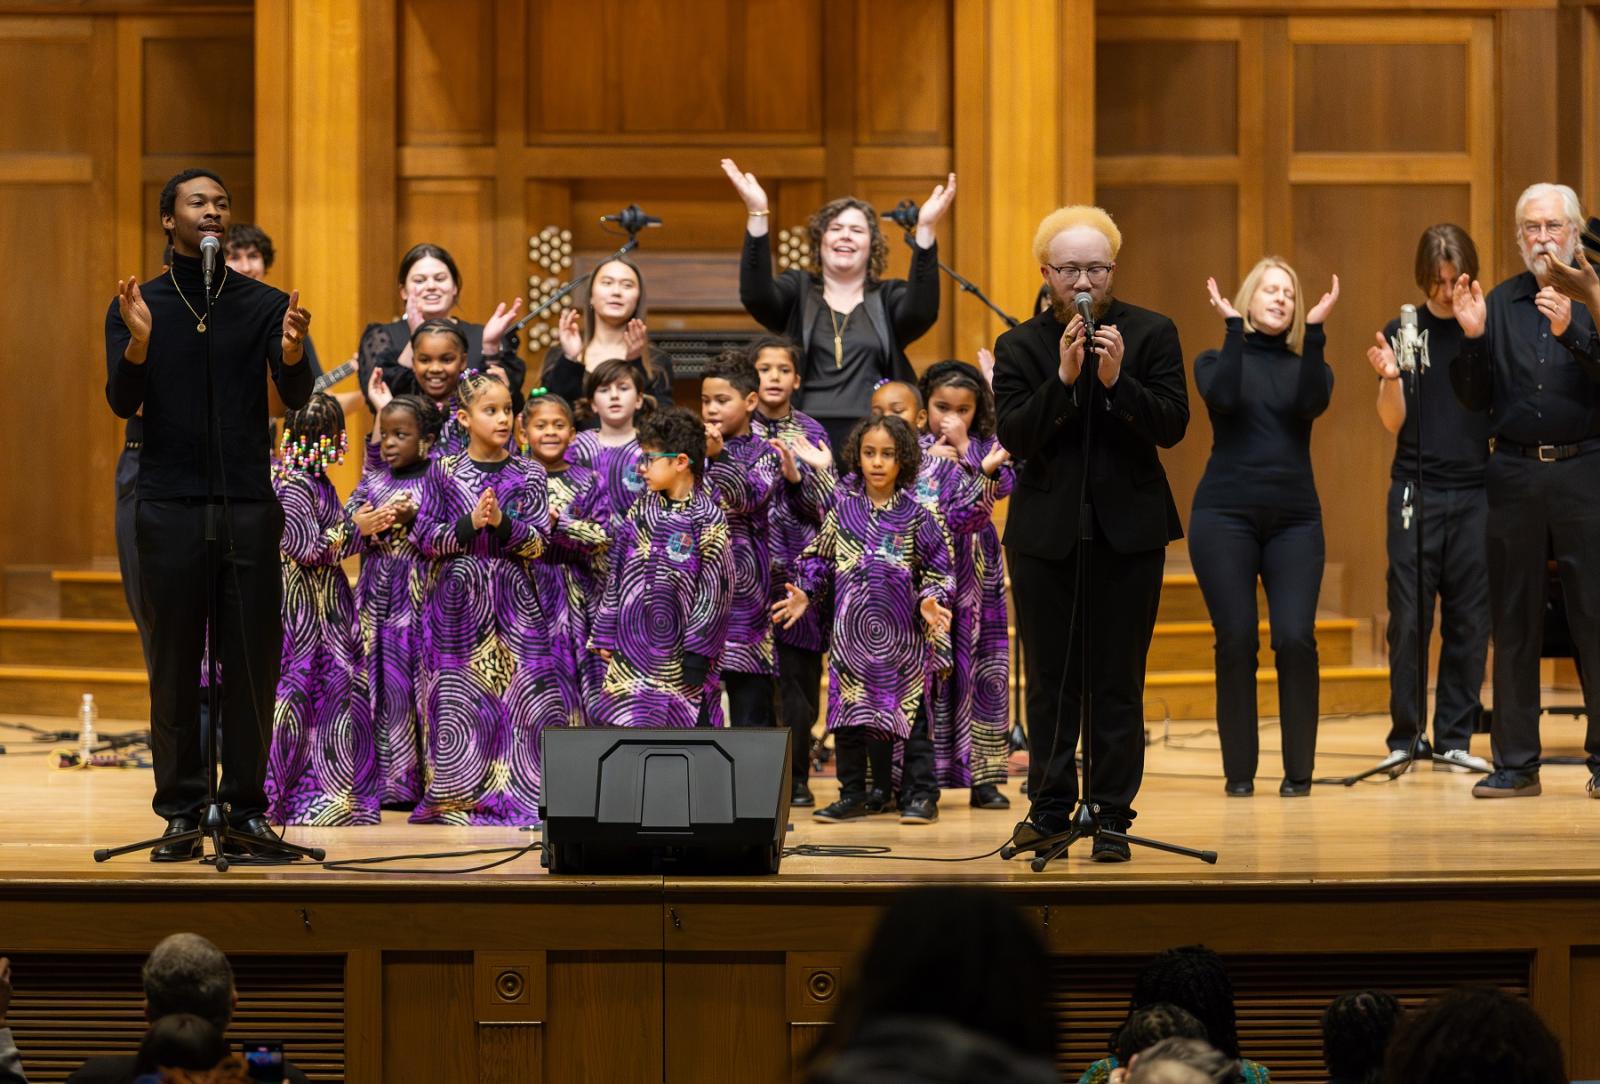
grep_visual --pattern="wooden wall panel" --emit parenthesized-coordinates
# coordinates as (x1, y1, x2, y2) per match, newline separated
(664, 952, 788, 1083)
(621, 0, 732, 133)
(1097, 40, 1237, 156)
(399, 0, 495, 146)
(1292, 43, 1466, 153)
(544, 951, 663, 1082)
(141, 34, 254, 154)
(383, 953, 478, 1081)
(397, 177, 499, 326)
(855, 0, 949, 146)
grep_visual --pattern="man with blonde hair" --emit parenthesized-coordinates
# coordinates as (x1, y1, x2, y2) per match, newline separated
(991, 205, 1189, 861)
(1450, 182, 1600, 798)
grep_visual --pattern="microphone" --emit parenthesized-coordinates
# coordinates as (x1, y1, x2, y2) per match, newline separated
(598, 204, 662, 233)
(1074, 291, 1096, 330)
(882, 200, 920, 230)
(199, 235, 220, 289)
(1393, 303, 1429, 373)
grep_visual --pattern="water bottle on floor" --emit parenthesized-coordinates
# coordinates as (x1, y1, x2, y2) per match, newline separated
(79, 693, 97, 758)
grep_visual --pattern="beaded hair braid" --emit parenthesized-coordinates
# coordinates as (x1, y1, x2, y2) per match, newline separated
(279, 392, 348, 477)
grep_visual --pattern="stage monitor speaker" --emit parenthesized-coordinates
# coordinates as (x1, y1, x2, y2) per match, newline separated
(540, 727, 791, 874)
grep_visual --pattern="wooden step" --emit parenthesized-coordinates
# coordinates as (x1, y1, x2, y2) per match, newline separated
(51, 570, 130, 621)
(0, 665, 148, 719)
(0, 618, 144, 670)
(1157, 573, 1209, 622)
(1143, 666, 1390, 722)
(1147, 619, 1356, 672)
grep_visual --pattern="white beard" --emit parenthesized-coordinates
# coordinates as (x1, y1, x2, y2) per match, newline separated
(1523, 238, 1577, 278)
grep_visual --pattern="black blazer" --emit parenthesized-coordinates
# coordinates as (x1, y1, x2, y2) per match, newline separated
(738, 232, 938, 402)
(992, 300, 1189, 560)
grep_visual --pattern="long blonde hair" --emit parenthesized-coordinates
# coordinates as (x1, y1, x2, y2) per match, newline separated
(1233, 256, 1306, 355)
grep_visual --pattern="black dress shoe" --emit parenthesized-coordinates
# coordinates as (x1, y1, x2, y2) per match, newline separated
(814, 795, 870, 821)
(1225, 779, 1254, 797)
(151, 817, 201, 863)
(790, 781, 815, 808)
(899, 796, 939, 824)
(863, 787, 897, 815)
(1091, 832, 1131, 863)
(970, 783, 1011, 809)
(1279, 778, 1312, 797)
(1008, 814, 1071, 855)
(224, 815, 304, 860)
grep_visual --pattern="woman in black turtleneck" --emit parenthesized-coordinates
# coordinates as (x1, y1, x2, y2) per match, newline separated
(1189, 259, 1339, 798)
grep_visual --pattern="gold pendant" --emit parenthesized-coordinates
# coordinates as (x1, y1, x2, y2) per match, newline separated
(833, 333, 843, 369)
(196, 321, 206, 333)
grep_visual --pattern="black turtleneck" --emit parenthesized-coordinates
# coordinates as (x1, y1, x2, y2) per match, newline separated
(1193, 317, 1333, 512)
(105, 252, 311, 501)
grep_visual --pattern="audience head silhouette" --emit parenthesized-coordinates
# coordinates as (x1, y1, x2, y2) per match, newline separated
(133, 1013, 228, 1077)
(1383, 986, 1565, 1084)
(1321, 989, 1400, 1084)
(142, 933, 236, 1033)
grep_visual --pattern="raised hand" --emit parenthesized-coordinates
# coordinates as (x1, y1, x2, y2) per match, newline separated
(1540, 252, 1600, 308)
(1452, 274, 1487, 337)
(1306, 274, 1340, 325)
(483, 487, 503, 527)
(1367, 332, 1400, 380)
(1535, 285, 1573, 337)
(1092, 324, 1124, 387)
(769, 583, 810, 629)
(789, 435, 834, 473)
(771, 439, 801, 484)
(1205, 277, 1240, 321)
(977, 347, 996, 387)
(481, 297, 522, 356)
(914, 173, 958, 245)
(704, 422, 725, 458)
(557, 307, 585, 359)
(1058, 315, 1087, 386)
(404, 292, 425, 333)
(920, 597, 952, 637)
(386, 494, 419, 525)
(367, 365, 393, 413)
(116, 276, 154, 350)
(282, 290, 312, 362)
(623, 318, 649, 361)
(720, 158, 769, 215)
(980, 443, 1011, 475)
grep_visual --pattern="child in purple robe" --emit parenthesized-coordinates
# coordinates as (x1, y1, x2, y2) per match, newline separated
(701, 350, 783, 726)
(347, 390, 441, 808)
(367, 320, 474, 459)
(872, 376, 1012, 804)
(590, 408, 735, 729)
(772, 415, 955, 825)
(522, 389, 609, 721)
(412, 371, 566, 825)
(566, 357, 655, 529)
(749, 336, 835, 807)
(266, 393, 378, 826)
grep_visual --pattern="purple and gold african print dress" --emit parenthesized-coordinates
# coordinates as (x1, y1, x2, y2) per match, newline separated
(267, 469, 378, 826)
(565, 429, 645, 529)
(412, 452, 566, 825)
(704, 433, 783, 677)
(751, 409, 834, 654)
(347, 441, 429, 806)
(795, 482, 955, 740)
(590, 487, 735, 728)
(964, 434, 1016, 785)
(534, 463, 609, 721)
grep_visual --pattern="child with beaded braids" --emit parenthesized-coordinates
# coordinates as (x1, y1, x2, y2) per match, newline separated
(266, 392, 379, 826)
(346, 391, 442, 807)
(411, 370, 568, 825)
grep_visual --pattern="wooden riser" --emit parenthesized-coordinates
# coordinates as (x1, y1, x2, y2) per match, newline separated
(52, 571, 130, 621)
(1148, 620, 1356, 671)
(0, 620, 145, 670)
(1143, 667, 1390, 722)
(0, 666, 149, 719)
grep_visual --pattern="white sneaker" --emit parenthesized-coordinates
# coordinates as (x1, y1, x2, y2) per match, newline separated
(1376, 749, 1411, 773)
(1433, 748, 1492, 773)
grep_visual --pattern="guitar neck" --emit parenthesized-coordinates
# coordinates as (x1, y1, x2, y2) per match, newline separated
(313, 359, 357, 393)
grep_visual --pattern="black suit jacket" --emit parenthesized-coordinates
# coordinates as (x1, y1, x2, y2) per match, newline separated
(992, 300, 1188, 560)
(67, 1053, 310, 1084)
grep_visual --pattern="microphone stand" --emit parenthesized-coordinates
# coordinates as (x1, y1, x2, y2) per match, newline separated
(502, 233, 641, 357)
(897, 228, 1019, 329)
(1000, 309, 1218, 871)
(94, 251, 326, 871)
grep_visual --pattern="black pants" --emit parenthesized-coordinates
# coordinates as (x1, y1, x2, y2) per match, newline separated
(136, 498, 284, 822)
(1008, 541, 1164, 826)
(722, 671, 775, 728)
(776, 642, 823, 781)
(1188, 505, 1324, 784)
(834, 705, 936, 803)
(1384, 479, 1490, 751)
(1484, 451, 1600, 772)
(114, 445, 153, 676)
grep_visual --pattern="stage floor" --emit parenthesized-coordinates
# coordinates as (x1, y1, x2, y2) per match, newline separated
(2, 706, 1595, 889)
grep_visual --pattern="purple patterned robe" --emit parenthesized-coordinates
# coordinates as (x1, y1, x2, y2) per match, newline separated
(796, 482, 954, 739)
(912, 434, 1005, 787)
(412, 452, 565, 825)
(590, 487, 735, 728)
(704, 432, 783, 677)
(565, 429, 645, 530)
(534, 464, 610, 722)
(267, 469, 378, 826)
(751, 409, 834, 653)
(964, 434, 1016, 784)
(347, 441, 429, 806)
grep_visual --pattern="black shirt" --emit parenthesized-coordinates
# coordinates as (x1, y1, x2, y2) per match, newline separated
(1193, 318, 1333, 513)
(802, 302, 883, 419)
(1382, 308, 1487, 488)
(105, 253, 311, 502)
(1451, 270, 1600, 444)
(539, 345, 675, 425)
(357, 317, 528, 414)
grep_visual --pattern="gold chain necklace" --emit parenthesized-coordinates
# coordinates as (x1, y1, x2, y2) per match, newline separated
(829, 305, 852, 369)
(169, 264, 228, 333)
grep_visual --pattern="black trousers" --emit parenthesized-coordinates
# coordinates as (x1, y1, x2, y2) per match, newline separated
(113, 445, 153, 676)
(1484, 451, 1600, 772)
(722, 671, 775, 728)
(1384, 480, 1490, 751)
(1008, 541, 1164, 826)
(136, 498, 284, 822)
(776, 642, 823, 781)
(834, 705, 936, 803)
(1188, 505, 1324, 784)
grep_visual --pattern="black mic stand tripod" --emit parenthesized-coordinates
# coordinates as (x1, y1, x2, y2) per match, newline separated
(885, 200, 1020, 329)
(999, 301, 1218, 871)
(94, 247, 326, 872)
(503, 210, 652, 357)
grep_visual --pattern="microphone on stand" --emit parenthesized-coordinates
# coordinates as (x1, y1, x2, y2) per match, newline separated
(598, 205, 662, 233)
(1393, 303, 1430, 374)
(199, 235, 220, 290)
(882, 200, 921, 230)
(1074, 291, 1097, 332)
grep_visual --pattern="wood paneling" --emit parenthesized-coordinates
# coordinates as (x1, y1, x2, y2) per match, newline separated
(1098, 40, 1237, 156)
(399, 0, 495, 145)
(1292, 43, 1466, 152)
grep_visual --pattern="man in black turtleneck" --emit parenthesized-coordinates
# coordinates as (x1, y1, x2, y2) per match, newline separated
(105, 168, 313, 859)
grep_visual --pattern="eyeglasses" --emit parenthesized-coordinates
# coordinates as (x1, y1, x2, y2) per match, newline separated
(637, 451, 681, 468)
(1520, 220, 1570, 239)
(1046, 262, 1114, 282)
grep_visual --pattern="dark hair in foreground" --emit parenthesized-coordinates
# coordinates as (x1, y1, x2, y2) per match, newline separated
(381, 394, 444, 445)
(920, 359, 997, 440)
(810, 886, 1056, 1067)
(638, 407, 708, 483)
(222, 223, 274, 270)
(1115, 1002, 1210, 1064)
(745, 334, 803, 372)
(1130, 945, 1242, 1060)
(575, 357, 656, 426)
(844, 415, 922, 491)
(134, 1013, 229, 1077)
(1414, 223, 1479, 292)
(1321, 989, 1400, 1084)
(1383, 986, 1565, 1084)
(411, 318, 469, 355)
(703, 348, 760, 396)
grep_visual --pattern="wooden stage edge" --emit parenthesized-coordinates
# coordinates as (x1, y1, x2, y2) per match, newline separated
(3, 709, 1598, 1084)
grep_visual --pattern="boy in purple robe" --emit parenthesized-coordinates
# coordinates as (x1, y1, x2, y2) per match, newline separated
(566, 357, 653, 529)
(772, 415, 955, 825)
(266, 393, 379, 826)
(701, 350, 784, 726)
(590, 407, 736, 729)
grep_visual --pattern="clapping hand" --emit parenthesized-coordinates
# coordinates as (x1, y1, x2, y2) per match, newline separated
(789, 435, 834, 473)
(977, 347, 996, 386)
(352, 502, 395, 537)
(769, 583, 810, 629)
(920, 597, 952, 637)
(1452, 274, 1487, 337)
(282, 290, 312, 362)
(471, 489, 499, 530)
(914, 173, 958, 246)
(1205, 277, 1241, 320)
(557, 308, 585, 359)
(720, 158, 770, 215)
(1367, 332, 1400, 380)
(386, 494, 419, 525)
(980, 443, 1011, 475)
(482, 297, 522, 357)
(367, 365, 393, 413)
(704, 422, 725, 458)
(771, 439, 801, 484)
(1305, 274, 1340, 325)
(116, 276, 153, 355)
(623, 318, 649, 361)
(1540, 251, 1600, 308)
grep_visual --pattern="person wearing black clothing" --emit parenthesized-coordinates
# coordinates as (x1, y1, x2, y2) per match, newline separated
(105, 168, 312, 859)
(1449, 182, 1600, 799)
(1190, 259, 1338, 798)
(991, 205, 1189, 861)
(722, 158, 955, 456)
(357, 242, 527, 413)
(1367, 224, 1492, 773)
(539, 256, 674, 416)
